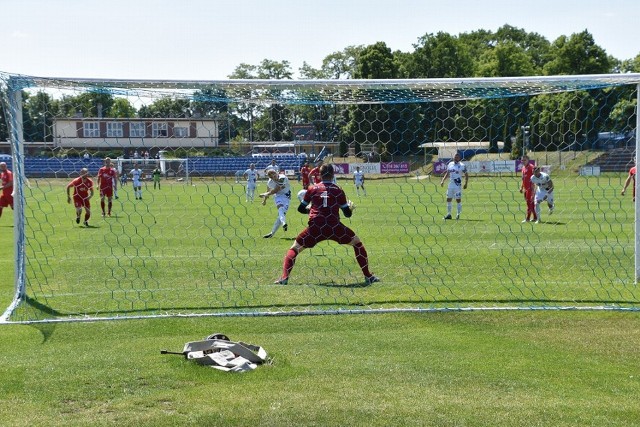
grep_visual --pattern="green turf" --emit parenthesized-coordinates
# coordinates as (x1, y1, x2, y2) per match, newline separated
(3, 171, 638, 321)
(1, 173, 639, 426)
(0, 312, 639, 426)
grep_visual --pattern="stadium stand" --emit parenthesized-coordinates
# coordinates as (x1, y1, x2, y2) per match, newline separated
(17, 156, 306, 178)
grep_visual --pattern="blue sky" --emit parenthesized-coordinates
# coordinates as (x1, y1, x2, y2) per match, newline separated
(1, 0, 638, 80)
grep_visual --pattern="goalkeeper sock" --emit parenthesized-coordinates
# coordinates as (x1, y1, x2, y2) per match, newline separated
(282, 248, 298, 279)
(353, 242, 372, 277)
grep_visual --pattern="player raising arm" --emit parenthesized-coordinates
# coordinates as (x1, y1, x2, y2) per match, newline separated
(274, 164, 379, 286)
(260, 169, 291, 238)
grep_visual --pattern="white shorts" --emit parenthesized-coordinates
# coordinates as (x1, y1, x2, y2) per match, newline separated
(446, 184, 462, 199)
(535, 189, 554, 205)
(247, 182, 257, 190)
(274, 193, 291, 209)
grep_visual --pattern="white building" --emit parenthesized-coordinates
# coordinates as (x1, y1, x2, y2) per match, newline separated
(53, 117, 221, 149)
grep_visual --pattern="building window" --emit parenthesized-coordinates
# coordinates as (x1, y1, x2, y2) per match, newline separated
(83, 122, 100, 138)
(130, 122, 145, 138)
(174, 126, 188, 138)
(152, 122, 168, 138)
(106, 122, 123, 138)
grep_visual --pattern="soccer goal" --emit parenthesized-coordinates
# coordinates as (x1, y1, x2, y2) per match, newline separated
(1, 72, 639, 323)
(116, 158, 190, 181)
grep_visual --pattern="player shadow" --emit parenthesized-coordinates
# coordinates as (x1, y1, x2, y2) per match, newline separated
(448, 218, 483, 222)
(315, 281, 372, 289)
(536, 220, 565, 226)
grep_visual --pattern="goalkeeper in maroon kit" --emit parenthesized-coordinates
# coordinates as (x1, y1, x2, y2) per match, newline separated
(274, 164, 379, 286)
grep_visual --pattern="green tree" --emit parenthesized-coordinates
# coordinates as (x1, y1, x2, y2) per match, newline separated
(58, 92, 115, 118)
(406, 32, 473, 78)
(108, 98, 137, 118)
(475, 41, 536, 77)
(138, 97, 191, 118)
(300, 46, 365, 79)
(618, 53, 640, 73)
(543, 30, 612, 75)
(23, 91, 60, 142)
(353, 42, 399, 79)
(0, 87, 10, 143)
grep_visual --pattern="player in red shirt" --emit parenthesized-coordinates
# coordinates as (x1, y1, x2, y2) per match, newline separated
(308, 159, 323, 185)
(0, 162, 14, 220)
(67, 168, 94, 227)
(274, 164, 379, 286)
(300, 162, 311, 188)
(97, 157, 118, 217)
(519, 155, 537, 222)
(621, 163, 636, 202)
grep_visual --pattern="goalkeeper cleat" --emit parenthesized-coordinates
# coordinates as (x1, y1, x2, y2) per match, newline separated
(443, 214, 452, 220)
(263, 232, 273, 239)
(274, 277, 288, 285)
(365, 275, 381, 285)
(283, 223, 288, 231)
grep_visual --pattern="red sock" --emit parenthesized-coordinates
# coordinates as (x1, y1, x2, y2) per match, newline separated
(85, 212, 90, 221)
(108, 201, 112, 214)
(353, 242, 372, 277)
(282, 248, 298, 279)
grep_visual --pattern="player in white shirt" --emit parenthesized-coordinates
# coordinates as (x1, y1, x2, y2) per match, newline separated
(530, 167, 554, 223)
(353, 166, 367, 196)
(243, 163, 259, 202)
(440, 152, 469, 220)
(259, 169, 292, 238)
(265, 159, 279, 174)
(130, 165, 144, 200)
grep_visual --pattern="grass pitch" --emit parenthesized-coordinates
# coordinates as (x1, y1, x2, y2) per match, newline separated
(0, 172, 639, 425)
(7, 172, 637, 321)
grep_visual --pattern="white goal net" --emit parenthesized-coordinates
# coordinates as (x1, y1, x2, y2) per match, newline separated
(1, 72, 639, 323)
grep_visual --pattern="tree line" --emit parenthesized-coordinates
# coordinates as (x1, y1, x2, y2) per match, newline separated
(1, 25, 639, 158)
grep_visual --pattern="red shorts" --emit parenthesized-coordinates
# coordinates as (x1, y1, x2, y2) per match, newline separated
(0, 193, 13, 208)
(295, 222, 356, 248)
(73, 196, 91, 209)
(100, 187, 113, 198)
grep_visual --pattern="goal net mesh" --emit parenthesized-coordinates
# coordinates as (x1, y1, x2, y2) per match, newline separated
(1, 72, 639, 322)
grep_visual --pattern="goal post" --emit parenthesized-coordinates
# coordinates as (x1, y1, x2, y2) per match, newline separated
(1, 72, 640, 323)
